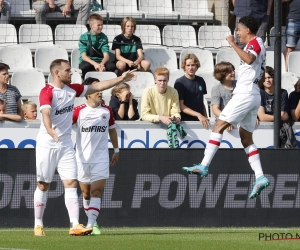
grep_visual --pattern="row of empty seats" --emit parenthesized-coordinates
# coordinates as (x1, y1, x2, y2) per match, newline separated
(9, 0, 214, 22)
(0, 24, 231, 52)
(1, 43, 296, 78)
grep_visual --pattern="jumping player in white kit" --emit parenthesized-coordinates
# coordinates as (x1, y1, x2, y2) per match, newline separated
(182, 16, 270, 199)
(72, 77, 119, 235)
(34, 59, 135, 236)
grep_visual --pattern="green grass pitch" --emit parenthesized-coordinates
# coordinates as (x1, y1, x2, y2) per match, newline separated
(0, 228, 300, 250)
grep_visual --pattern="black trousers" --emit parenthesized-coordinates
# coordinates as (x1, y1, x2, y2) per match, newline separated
(79, 60, 116, 79)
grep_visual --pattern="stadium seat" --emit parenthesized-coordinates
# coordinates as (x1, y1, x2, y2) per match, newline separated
(196, 71, 219, 101)
(102, 24, 122, 47)
(11, 68, 46, 99)
(55, 24, 88, 52)
(216, 48, 241, 75)
(19, 24, 53, 51)
(174, 0, 214, 22)
(288, 51, 300, 78)
(10, 0, 35, 17)
(0, 45, 33, 73)
(48, 68, 82, 84)
(35, 45, 69, 74)
(162, 25, 198, 53)
(125, 72, 154, 97)
(135, 25, 162, 48)
(266, 51, 286, 73)
(198, 26, 231, 49)
(144, 47, 178, 72)
(282, 72, 299, 94)
(179, 49, 214, 73)
(0, 24, 17, 47)
(269, 26, 300, 52)
(71, 47, 81, 72)
(101, 0, 145, 19)
(27, 96, 42, 120)
(168, 69, 184, 87)
(139, 0, 180, 20)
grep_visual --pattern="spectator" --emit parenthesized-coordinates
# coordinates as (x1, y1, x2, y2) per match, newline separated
(112, 17, 151, 76)
(211, 61, 236, 131)
(232, 0, 273, 44)
(0, 63, 23, 121)
(32, 0, 90, 25)
(109, 82, 140, 120)
(284, 0, 300, 71)
(79, 14, 115, 79)
(22, 101, 38, 120)
(288, 79, 300, 122)
(0, 0, 11, 24)
(174, 53, 209, 128)
(259, 66, 297, 148)
(141, 66, 180, 125)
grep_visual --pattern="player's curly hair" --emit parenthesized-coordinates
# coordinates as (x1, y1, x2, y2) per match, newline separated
(213, 61, 235, 83)
(239, 16, 259, 35)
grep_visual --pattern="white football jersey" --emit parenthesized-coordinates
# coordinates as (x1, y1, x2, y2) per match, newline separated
(73, 103, 115, 163)
(233, 36, 266, 95)
(37, 83, 87, 148)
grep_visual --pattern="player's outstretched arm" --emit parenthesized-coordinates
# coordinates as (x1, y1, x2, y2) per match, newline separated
(85, 69, 137, 96)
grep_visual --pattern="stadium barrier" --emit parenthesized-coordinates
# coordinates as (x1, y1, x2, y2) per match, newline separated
(0, 148, 300, 228)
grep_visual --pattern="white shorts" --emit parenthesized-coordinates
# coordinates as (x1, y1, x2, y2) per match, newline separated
(77, 162, 109, 184)
(219, 93, 260, 133)
(36, 145, 77, 183)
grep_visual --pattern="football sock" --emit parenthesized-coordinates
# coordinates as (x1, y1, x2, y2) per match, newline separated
(86, 197, 101, 228)
(201, 132, 223, 166)
(83, 198, 90, 217)
(245, 144, 263, 179)
(34, 187, 48, 228)
(65, 188, 79, 226)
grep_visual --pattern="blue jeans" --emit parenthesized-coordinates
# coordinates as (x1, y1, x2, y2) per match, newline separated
(285, 19, 300, 48)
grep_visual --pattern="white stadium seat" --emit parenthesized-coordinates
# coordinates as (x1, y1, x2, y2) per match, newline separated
(144, 47, 178, 72)
(101, 0, 145, 19)
(180, 49, 214, 73)
(197, 71, 219, 101)
(71, 47, 81, 71)
(135, 25, 162, 47)
(288, 51, 300, 78)
(216, 48, 241, 75)
(198, 26, 231, 49)
(55, 24, 88, 51)
(125, 72, 154, 97)
(0, 45, 33, 73)
(168, 69, 184, 88)
(174, 0, 214, 22)
(10, 0, 35, 17)
(162, 25, 198, 53)
(282, 72, 299, 94)
(102, 24, 122, 47)
(19, 24, 53, 51)
(139, 0, 180, 20)
(266, 51, 286, 73)
(35, 45, 69, 74)
(11, 68, 46, 98)
(0, 24, 17, 47)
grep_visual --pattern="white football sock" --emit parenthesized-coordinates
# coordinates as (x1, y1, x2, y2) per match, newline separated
(201, 132, 223, 166)
(86, 197, 101, 228)
(34, 187, 48, 228)
(65, 188, 79, 226)
(245, 144, 263, 179)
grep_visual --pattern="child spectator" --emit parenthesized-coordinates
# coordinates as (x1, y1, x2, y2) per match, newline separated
(79, 14, 116, 79)
(141, 66, 180, 125)
(288, 79, 300, 122)
(22, 101, 38, 120)
(112, 17, 151, 76)
(211, 61, 236, 131)
(109, 82, 139, 120)
(0, 99, 23, 121)
(174, 54, 209, 128)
